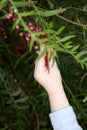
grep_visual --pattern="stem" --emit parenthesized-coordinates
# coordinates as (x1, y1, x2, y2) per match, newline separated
(57, 14, 87, 27)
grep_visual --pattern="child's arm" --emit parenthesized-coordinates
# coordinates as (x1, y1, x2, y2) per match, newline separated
(34, 54, 69, 112)
(34, 50, 83, 130)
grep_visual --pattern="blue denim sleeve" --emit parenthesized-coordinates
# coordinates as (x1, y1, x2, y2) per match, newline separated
(49, 106, 83, 130)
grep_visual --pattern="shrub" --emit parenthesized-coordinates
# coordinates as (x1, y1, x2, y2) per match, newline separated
(0, 0, 87, 129)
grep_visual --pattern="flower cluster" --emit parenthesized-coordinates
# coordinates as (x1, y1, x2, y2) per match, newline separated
(6, 9, 47, 41)
(0, 0, 47, 57)
(7, 10, 16, 22)
(3, 8, 47, 57)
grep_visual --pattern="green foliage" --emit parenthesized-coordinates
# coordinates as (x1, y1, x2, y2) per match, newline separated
(0, 0, 87, 129)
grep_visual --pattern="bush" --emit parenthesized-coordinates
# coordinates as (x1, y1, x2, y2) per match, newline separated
(0, 0, 87, 129)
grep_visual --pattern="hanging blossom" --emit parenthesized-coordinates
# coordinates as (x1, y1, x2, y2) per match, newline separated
(6, 7, 49, 71)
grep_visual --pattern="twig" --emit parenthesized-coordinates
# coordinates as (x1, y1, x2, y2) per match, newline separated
(57, 14, 87, 27)
(80, 72, 87, 83)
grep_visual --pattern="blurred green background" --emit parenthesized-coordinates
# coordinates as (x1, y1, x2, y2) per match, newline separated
(0, 0, 87, 130)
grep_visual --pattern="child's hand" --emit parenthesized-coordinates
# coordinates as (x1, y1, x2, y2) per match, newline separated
(34, 47, 69, 112)
(34, 49, 63, 95)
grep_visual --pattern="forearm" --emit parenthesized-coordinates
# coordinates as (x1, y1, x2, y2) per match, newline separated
(47, 83, 70, 112)
(48, 83, 83, 130)
(34, 53, 83, 130)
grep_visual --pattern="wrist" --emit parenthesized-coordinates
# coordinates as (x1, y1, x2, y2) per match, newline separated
(47, 85, 70, 112)
(46, 82, 64, 95)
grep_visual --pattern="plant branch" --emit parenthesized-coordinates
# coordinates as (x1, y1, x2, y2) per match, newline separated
(57, 14, 87, 27)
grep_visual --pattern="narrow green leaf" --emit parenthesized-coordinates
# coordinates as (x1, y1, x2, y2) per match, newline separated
(29, 37, 34, 51)
(49, 21, 53, 28)
(39, 8, 66, 17)
(64, 41, 73, 47)
(12, 18, 21, 30)
(46, 44, 58, 49)
(56, 47, 67, 53)
(18, 106, 29, 110)
(15, 97, 29, 103)
(66, 45, 73, 49)
(14, 51, 29, 68)
(0, 0, 6, 10)
(80, 63, 84, 69)
(76, 51, 87, 59)
(55, 26, 65, 35)
(82, 57, 87, 62)
(70, 45, 80, 52)
(35, 48, 47, 62)
(58, 35, 75, 43)
(11, 1, 35, 8)
(47, 0, 54, 9)
(19, 10, 36, 17)
(83, 96, 87, 102)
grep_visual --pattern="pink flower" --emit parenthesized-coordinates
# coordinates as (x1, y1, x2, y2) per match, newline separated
(27, 33, 31, 37)
(40, 34, 47, 39)
(25, 36, 30, 41)
(19, 32, 24, 37)
(16, 25, 20, 30)
(28, 22, 35, 30)
(9, 13, 13, 18)
(34, 45, 38, 50)
(28, 22, 33, 27)
(7, 15, 10, 19)
(12, 17, 16, 22)
(4, 35, 7, 39)
(29, 26, 35, 31)
(7, 13, 13, 19)
(34, 27, 42, 32)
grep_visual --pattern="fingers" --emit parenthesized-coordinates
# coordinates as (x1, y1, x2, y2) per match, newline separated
(35, 44, 57, 68)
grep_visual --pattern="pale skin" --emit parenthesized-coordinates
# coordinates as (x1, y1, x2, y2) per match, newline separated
(34, 49, 70, 112)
